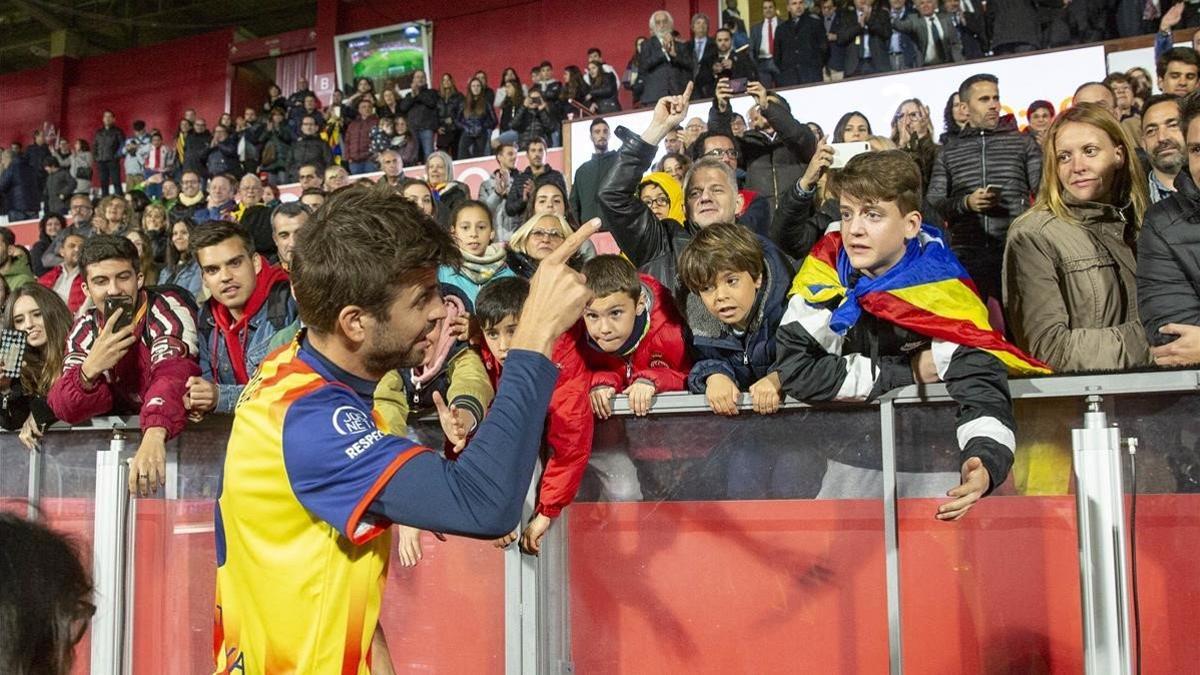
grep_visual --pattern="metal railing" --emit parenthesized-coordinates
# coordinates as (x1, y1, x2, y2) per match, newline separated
(2, 369, 1197, 674)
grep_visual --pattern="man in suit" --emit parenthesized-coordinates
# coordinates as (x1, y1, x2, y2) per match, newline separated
(885, 0, 921, 71)
(892, 0, 965, 67)
(750, 1, 783, 87)
(688, 13, 720, 99)
(711, 28, 760, 83)
(820, 0, 848, 81)
(775, 0, 827, 86)
(943, 0, 987, 60)
(639, 10, 695, 106)
(838, 0, 894, 77)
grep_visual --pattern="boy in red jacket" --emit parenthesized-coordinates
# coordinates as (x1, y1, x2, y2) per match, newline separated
(476, 277, 593, 555)
(580, 255, 692, 419)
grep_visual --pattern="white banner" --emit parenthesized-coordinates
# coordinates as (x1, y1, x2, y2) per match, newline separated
(566, 45, 1108, 178)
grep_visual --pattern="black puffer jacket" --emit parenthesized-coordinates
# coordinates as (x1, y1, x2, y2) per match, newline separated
(926, 115, 1042, 251)
(400, 87, 440, 132)
(1137, 169, 1200, 340)
(770, 182, 839, 261)
(597, 129, 702, 291)
(709, 99, 816, 213)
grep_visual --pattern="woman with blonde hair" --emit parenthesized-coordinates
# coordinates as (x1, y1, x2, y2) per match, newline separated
(1003, 102, 1152, 373)
(507, 212, 584, 278)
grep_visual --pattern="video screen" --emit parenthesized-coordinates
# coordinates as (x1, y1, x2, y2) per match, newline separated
(336, 22, 430, 95)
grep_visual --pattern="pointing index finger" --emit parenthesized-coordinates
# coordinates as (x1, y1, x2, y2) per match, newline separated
(542, 218, 600, 267)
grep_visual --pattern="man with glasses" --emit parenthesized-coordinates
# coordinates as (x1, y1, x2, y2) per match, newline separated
(569, 119, 617, 224)
(709, 77, 815, 217)
(296, 163, 325, 192)
(600, 82, 768, 290)
(170, 171, 207, 222)
(68, 194, 95, 237)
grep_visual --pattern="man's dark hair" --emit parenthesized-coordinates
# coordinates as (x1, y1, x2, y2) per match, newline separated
(291, 182, 460, 334)
(1178, 90, 1200, 139)
(0, 513, 95, 675)
(132, 120, 146, 132)
(587, 47, 602, 56)
(539, 60, 553, 70)
(43, 156, 59, 169)
(80, 235, 139, 277)
(150, 131, 162, 140)
(190, 220, 254, 259)
(716, 27, 733, 39)
(476, 276, 530, 330)
(678, 222, 765, 293)
(1143, 93, 1182, 129)
(689, 130, 740, 162)
(958, 73, 999, 102)
(1103, 72, 1132, 88)
(1158, 47, 1200, 79)
(299, 162, 322, 176)
(300, 187, 326, 197)
(525, 136, 548, 150)
(582, 255, 640, 301)
(494, 141, 515, 156)
(0, 228, 14, 247)
(590, 117, 609, 132)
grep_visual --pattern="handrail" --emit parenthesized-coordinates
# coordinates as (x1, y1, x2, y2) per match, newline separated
(6, 368, 1198, 433)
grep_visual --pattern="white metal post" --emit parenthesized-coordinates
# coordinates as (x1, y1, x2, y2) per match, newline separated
(1072, 395, 1133, 675)
(91, 429, 131, 675)
(26, 445, 42, 520)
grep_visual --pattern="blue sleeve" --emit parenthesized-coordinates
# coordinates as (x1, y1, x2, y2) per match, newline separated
(367, 349, 559, 538)
(214, 383, 242, 414)
(282, 384, 430, 544)
(1156, 31, 1172, 60)
(687, 358, 738, 393)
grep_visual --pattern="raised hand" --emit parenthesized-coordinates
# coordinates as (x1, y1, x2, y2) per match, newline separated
(510, 218, 602, 357)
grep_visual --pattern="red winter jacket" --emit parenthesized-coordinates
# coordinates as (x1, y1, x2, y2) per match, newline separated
(481, 332, 594, 518)
(48, 287, 200, 438)
(580, 274, 692, 393)
(37, 266, 86, 314)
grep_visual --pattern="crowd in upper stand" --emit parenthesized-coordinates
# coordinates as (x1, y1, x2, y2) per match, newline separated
(0, 0, 1199, 550)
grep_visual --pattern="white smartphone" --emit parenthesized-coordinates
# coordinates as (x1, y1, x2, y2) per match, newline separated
(830, 141, 871, 169)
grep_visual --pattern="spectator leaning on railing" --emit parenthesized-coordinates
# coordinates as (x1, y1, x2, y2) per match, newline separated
(47, 235, 201, 496)
(1138, 89, 1200, 367)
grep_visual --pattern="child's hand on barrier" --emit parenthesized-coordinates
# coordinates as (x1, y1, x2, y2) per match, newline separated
(705, 373, 740, 416)
(624, 381, 657, 417)
(520, 513, 553, 556)
(590, 386, 617, 419)
(749, 372, 782, 415)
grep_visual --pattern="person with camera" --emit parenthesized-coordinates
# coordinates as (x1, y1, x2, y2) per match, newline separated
(47, 235, 200, 497)
(511, 89, 558, 150)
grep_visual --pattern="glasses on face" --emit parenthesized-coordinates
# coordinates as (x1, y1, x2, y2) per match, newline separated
(703, 148, 739, 159)
(642, 196, 671, 208)
(529, 229, 565, 241)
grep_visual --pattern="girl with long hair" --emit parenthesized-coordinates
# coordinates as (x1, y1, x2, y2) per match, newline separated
(457, 77, 498, 159)
(1003, 102, 1152, 373)
(163, 217, 202, 298)
(125, 229, 160, 286)
(436, 73, 465, 156)
(0, 284, 73, 449)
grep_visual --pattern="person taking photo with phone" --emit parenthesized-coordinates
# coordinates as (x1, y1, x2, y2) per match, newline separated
(47, 235, 201, 496)
(0, 285, 73, 450)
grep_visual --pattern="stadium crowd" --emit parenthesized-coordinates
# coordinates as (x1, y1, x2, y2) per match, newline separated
(0, 0, 1198, 561)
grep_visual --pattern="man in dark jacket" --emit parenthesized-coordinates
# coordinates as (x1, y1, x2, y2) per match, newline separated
(202, 125, 241, 180)
(182, 118, 213, 178)
(94, 110, 125, 196)
(927, 73, 1042, 308)
(400, 70, 439, 160)
(892, 0, 965, 66)
(820, 0, 849, 79)
(708, 79, 816, 213)
(23, 130, 51, 198)
(511, 91, 558, 150)
(0, 150, 41, 221)
(505, 138, 566, 219)
(775, 0, 827, 85)
(344, 99, 378, 175)
(711, 28, 759, 83)
(943, 0, 988, 60)
(43, 157, 75, 217)
(838, 0, 894, 77)
(687, 12, 719, 99)
(639, 10, 695, 106)
(884, 0, 921, 71)
(569, 119, 617, 224)
(1137, 91, 1200, 367)
(289, 116, 332, 182)
(988, 0, 1040, 54)
(599, 82, 760, 291)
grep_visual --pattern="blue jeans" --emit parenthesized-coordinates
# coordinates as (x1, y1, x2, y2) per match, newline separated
(349, 161, 379, 175)
(416, 129, 435, 161)
(7, 210, 38, 222)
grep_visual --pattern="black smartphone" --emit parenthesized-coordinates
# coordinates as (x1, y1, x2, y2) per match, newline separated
(104, 296, 135, 332)
(728, 78, 748, 94)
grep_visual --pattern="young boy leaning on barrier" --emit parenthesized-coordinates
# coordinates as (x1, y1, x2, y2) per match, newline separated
(475, 276, 594, 556)
(676, 222, 796, 417)
(772, 150, 1051, 520)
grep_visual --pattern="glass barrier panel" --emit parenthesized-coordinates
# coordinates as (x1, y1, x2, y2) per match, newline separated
(895, 396, 1083, 674)
(36, 428, 105, 675)
(1109, 390, 1200, 673)
(0, 431, 31, 508)
(569, 400, 887, 673)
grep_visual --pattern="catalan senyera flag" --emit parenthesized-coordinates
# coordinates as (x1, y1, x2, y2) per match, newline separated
(791, 224, 1052, 376)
